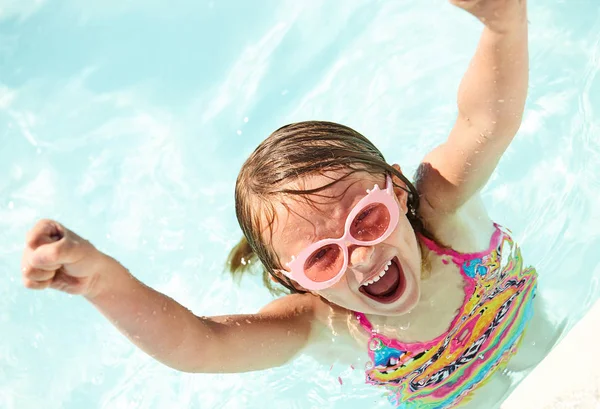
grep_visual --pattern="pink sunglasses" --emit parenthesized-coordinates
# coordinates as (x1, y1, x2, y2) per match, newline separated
(281, 175, 400, 291)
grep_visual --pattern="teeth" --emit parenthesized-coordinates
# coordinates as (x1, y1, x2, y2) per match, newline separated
(362, 259, 394, 286)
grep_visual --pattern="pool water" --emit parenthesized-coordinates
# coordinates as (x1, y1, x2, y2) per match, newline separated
(1, 1, 599, 408)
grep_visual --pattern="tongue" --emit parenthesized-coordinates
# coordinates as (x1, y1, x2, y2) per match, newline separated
(362, 262, 400, 297)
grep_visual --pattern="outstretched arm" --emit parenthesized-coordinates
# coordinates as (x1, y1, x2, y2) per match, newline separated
(21, 219, 317, 374)
(418, 0, 529, 214)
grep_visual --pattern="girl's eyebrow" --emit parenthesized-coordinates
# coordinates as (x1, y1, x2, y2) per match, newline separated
(278, 175, 382, 258)
(282, 184, 367, 247)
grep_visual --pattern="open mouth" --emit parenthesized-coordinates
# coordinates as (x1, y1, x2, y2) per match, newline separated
(359, 257, 406, 304)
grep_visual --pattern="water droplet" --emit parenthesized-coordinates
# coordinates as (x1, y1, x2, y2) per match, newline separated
(236, 130, 242, 136)
(244, 117, 249, 123)
(338, 377, 343, 385)
(8, 201, 14, 210)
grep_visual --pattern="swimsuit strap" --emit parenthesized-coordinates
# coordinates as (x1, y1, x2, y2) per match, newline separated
(419, 223, 504, 263)
(355, 311, 373, 332)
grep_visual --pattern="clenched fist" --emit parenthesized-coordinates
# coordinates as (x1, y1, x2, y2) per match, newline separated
(21, 219, 106, 297)
(450, 0, 527, 33)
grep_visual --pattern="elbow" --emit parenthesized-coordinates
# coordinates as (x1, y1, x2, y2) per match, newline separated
(494, 109, 524, 136)
(156, 341, 222, 374)
(164, 357, 218, 374)
(492, 113, 524, 142)
(459, 110, 524, 143)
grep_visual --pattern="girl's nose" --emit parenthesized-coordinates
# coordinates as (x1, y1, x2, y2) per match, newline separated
(348, 245, 375, 267)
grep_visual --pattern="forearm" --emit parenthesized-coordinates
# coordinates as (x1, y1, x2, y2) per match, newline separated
(457, 14, 529, 138)
(85, 256, 214, 371)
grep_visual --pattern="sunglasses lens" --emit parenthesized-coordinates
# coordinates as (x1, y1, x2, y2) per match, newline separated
(304, 244, 344, 283)
(349, 203, 391, 242)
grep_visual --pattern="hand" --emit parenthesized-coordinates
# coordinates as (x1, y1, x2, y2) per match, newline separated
(21, 219, 105, 296)
(450, 0, 527, 33)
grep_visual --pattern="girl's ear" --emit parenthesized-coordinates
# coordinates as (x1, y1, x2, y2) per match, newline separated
(391, 164, 409, 214)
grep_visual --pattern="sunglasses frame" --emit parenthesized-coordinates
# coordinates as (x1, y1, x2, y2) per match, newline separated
(281, 175, 400, 291)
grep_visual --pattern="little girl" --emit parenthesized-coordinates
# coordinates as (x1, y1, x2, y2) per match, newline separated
(21, 0, 549, 408)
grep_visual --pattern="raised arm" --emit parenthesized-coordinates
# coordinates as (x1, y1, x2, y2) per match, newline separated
(21, 219, 316, 373)
(417, 0, 529, 214)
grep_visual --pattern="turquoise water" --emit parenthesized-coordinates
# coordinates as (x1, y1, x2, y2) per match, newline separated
(1, 1, 599, 408)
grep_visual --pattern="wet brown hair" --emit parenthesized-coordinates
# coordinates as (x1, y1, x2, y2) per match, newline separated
(227, 121, 434, 295)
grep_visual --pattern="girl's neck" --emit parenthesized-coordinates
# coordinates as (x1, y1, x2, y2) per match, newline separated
(361, 247, 466, 343)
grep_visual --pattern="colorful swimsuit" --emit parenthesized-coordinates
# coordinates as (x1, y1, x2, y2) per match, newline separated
(355, 224, 538, 408)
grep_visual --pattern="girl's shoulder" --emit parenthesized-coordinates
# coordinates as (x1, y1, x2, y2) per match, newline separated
(303, 296, 365, 364)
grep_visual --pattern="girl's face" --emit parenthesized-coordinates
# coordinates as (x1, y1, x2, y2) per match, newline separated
(268, 170, 422, 316)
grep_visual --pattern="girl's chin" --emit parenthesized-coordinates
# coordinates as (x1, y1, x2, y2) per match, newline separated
(365, 302, 417, 316)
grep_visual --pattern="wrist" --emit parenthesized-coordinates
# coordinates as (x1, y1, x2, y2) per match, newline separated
(483, 7, 528, 34)
(84, 253, 131, 301)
